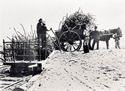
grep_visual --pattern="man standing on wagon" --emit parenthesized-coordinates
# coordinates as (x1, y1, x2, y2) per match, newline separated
(37, 18, 48, 48)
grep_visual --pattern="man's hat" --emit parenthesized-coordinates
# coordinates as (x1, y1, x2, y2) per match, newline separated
(94, 26, 97, 29)
(39, 18, 42, 22)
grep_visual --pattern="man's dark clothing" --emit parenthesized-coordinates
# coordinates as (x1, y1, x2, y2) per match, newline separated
(91, 31, 100, 50)
(37, 23, 47, 48)
(37, 22, 48, 61)
(37, 23, 47, 35)
(91, 31, 100, 41)
(92, 39, 99, 50)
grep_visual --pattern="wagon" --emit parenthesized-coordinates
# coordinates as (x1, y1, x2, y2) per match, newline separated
(2, 38, 51, 75)
(55, 23, 89, 52)
(52, 10, 94, 52)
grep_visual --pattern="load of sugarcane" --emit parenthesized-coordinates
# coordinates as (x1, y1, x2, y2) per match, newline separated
(5, 25, 37, 61)
(59, 10, 95, 32)
(5, 24, 53, 61)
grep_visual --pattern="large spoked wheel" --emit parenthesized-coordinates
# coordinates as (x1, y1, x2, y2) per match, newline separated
(59, 31, 82, 52)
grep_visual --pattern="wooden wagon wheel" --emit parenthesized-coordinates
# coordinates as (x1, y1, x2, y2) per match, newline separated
(59, 31, 82, 52)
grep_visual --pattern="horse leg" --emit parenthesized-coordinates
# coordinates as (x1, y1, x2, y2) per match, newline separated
(118, 41, 120, 49)
(106, 40, 109, 49)
(115, 41, 117, 49)
(92, 40, 96, 50)
(97, 41, 99, 50)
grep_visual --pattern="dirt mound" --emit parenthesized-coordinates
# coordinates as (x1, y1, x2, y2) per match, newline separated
(28, 49, 125, 91)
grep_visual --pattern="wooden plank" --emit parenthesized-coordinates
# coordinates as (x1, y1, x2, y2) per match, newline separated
(4, 41, 39, 44)
(3, 62, 36, 65)
(3, 60, 44, 64)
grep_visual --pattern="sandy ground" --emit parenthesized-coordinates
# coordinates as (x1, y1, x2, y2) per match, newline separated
(27, 49, 125, 91)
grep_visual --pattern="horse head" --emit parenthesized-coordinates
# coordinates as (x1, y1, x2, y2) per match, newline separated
(109, 27, 122, 37)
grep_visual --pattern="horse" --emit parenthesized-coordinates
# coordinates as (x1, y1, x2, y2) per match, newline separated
(89, 27, 122, 49)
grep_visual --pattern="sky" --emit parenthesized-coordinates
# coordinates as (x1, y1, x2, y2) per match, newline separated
(0, 0, 125, 48)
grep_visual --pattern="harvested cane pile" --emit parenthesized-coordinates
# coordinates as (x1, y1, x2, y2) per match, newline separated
(5, 24, 54, 61)
(59, 10, 95, 32)
(5, 25, 38, 61)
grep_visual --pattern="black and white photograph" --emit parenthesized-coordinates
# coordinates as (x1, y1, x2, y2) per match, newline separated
(0, 0, 125, 91)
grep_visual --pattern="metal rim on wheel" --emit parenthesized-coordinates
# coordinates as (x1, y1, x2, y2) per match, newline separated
(59, 31, 82, 52)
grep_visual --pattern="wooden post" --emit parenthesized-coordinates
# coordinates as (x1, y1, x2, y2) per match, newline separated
(23, 42, 25, 61)
(29, 40, 32, 62)
(29, 40, 30, 61)
(3, 39, 6, 62)
(12, 38, 15, 62)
